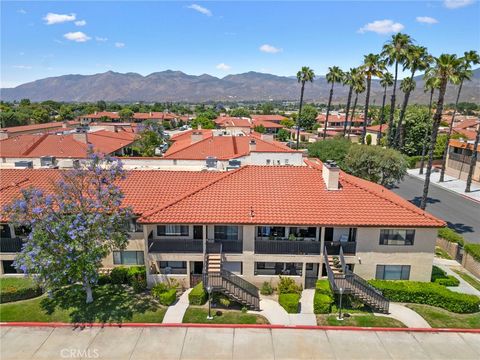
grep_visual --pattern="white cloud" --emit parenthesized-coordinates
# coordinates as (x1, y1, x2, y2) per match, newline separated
(18, 9, 27, 14)
(95, 36, 108, 42)
(115, 42, 125, 48)
(187, 4, 212, 16)
(216, 63, 231, 71)
(75, 20, 87, 26)
(444, 0, 474, 9)
(358, 19, 405, 34)
(12, 65, 32, 70)
(43, 12, 76, 25)
(416, 16, 438, 24)
(63, 31, 91, 42)
(259, 44, 283, 53)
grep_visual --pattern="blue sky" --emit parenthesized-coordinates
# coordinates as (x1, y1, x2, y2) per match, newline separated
(1, 1, 479, 88)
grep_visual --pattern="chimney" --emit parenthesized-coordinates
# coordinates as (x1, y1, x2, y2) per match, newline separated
(62, 121, 68, 129)
(0, 131, 8, 140)
(73, 129, 88, 144)
(261, 133, 274, 142)
(249, 139, 256, 152)
(197, 124, 202, 130)
(94, 111, 98, 115)
(191, 131, 203, 143)
(322, 160, 340, 190)
(149, 111, 152, 116)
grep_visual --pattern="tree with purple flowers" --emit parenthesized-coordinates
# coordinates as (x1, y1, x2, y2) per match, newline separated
(4, 152, 132, 304)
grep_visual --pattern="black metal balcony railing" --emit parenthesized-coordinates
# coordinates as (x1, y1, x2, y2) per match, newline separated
(255, 239, 321, 255)
(0, 237, 24, 253)
(212, 239, 242, 253)
(148, 238, 203, 253)
(324, 241, 357, 255)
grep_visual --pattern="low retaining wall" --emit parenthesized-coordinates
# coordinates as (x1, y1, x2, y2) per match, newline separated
(462, 253, 480, 279)
(436, 238, 459, 259)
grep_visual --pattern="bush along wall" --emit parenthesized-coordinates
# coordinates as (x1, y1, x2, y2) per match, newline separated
(279, 293, 301, 313)
(188, 282, 207, 305)
(313, 280, 334, 314)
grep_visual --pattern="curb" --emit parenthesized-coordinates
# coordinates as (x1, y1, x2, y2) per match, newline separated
(1, 322, 480, 333)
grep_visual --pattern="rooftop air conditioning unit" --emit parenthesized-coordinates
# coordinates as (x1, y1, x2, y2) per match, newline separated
(40, 156, 57, 167)
(205, 156, 218, 169)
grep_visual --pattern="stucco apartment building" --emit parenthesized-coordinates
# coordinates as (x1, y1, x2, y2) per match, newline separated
(0, 159, 444, 297)
(445, 138, 480, 184)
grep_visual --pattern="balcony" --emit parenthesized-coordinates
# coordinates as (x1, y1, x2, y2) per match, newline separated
(211, 239, 242, 253)
(324, 241, 357, 255)
(255, 239, 321, 255)
(0, 237, 24, 253)
(148, 238, 203, 253)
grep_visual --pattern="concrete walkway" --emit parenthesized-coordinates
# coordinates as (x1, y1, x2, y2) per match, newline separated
(434, 258, 480, 296)
(2, 326, 479, 360)
(162, 288, 192, 324)
(408, 169, 480, 202)
(376, 303, 431, 328)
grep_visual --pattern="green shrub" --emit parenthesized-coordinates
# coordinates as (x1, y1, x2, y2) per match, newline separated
(0, 277, 43, 303)
(157, 288, 177, 306)
(131, 275, 147, 293)
(369, 280, 480, 313)
(151, 282, 170, 296)
(438, 228, 465, 246)
(277, 276, 302, 295)
(465, 244, 480, 262)
(219, 297, 231, 308)
(431, 265, 446, 281)
(315, 280, 333, 296)
(279, 293, 300, 313)
(188, 282, 207, 305)
(260, 281, 273, 295)
(127, 266, 146, 283)
(435, 276, 460, 287)
(97, 274, 111, 285)
(314, 293, 333, 314)
(110, 267, 129, 284)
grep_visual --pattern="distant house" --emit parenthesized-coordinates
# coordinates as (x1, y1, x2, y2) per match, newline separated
(251, 114, 287, 124)
(215, 116, 252, 134)
(79, 111, 120, 122)
(0, 121, 78, 140)
(365, 125, 389, 145)
(445, 138, 479, 184)
(252, 119, 284, 134)
(316, 113, 365, 136)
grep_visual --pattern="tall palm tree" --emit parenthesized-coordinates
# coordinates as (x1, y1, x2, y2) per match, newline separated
(420, 54, 461, 210)
(378, 71, 394, 141)
(465, 122, 480, 192)
(394, 45, 431, 149)
(348, 69, 366, 138)
(381, 33, 412, 147)
(342, 69, 355, 136)
(419, 73, 440, 175)
(324, 66, 344, 140)
(296, 66, 315, 149)
(361, 54, 385, 144)
(439, 50, 479, 182)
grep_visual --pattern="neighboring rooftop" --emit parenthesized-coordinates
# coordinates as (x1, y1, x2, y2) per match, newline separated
(0, 121, 78, 137)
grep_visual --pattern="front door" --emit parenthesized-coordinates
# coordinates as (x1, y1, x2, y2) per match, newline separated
(193, 261, 203, 274)
(193, 226, 203, 240)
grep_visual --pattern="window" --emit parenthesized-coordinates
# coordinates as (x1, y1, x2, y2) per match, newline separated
(113, 251, 145, 265)
(157, 225, 189, 237)
(223, 261, 243, 275)
(257, 226, 286, 238)
(255, 262, 302, 276)
(379, 229, 415, 246)
(159, 261, 187, 274)
(290, 227, 317, 239)
(266, 159, 271, 165)
(214, 226, 238, 240)
(376, 265, 410, 280)
(128, 219, 143, 233)
(0, 224, 11, 239)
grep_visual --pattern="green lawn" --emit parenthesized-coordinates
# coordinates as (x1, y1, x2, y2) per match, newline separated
(1, 277, 38, 292)
(406, 304, 480, 329)
(452, 269, 480, 291)
(0, 284, 166, 323)
(183, 306, 268, 324)
(435, 247, 452, 260)
(317, 314, 406, 327)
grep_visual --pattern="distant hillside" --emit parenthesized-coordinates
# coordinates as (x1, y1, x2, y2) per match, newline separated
(1, 68, 479, 104)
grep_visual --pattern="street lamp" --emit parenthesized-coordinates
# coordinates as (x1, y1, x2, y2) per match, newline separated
(337, 287, 344, 321)
(206, 286, 213, 320)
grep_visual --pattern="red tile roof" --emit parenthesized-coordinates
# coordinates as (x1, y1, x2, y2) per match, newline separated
(163, 134, 296, 160)
(139, 160, 445, 227)
(454, 119, 479, 130)
(215, 117, 252, 128)
(366, 125, 389, 133)
(252, 120, 284, 129)
(132, 112, 179, 120)
(0, 164, 445, 228)
(0, 130, 136, 158)
(453, 128, 477, 140)
(81, 112, 120, 119)
(251, 115, 287, 123)
(0, 121, 78, 134)
(449, 139, 480, 152)
(316, 114, 365, 124)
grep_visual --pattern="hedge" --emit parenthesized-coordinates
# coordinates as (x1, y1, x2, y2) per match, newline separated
(431, 266, 460, 287)
(315, 280, 333, 295)
(369, 280, 480, 313)
(110, 267, 129, 284)
(0, 277, 43, 304)
(279, 293, 300, 313)
(157, 288, 177, 306)
(314, 293, 333, 314)
(438, 228, 465, 246)
(465, 244, 480, 262)
(188, 282, 207, 305)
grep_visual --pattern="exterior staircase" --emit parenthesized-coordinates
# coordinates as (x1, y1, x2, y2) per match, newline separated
(203, 242, 260, 310)
(324, 247, 389, 314)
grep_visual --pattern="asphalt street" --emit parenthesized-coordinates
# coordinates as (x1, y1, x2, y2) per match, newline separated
(391, 175, 480, 244)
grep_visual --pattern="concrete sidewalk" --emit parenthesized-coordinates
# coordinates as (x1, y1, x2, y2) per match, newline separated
(162, 289, 192, 324)
(407, 169, 480, 202)
(376, 303, 431, 328)
(434, 258, 480, 296)
(1, 326, 479, 360)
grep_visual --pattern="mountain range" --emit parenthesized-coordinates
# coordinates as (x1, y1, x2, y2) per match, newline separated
(1, 69, 479, 104)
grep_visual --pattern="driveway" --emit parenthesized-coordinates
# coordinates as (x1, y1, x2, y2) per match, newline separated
(392, 175, 480, 243)
(1, 325, 479, 360)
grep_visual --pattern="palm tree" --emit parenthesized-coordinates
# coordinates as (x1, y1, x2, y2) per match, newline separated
(378, 72, 393, 141)
(419, 73, 440, 175)
(342, 69, 355, 136)
(348, 68, 366, 138)
(296, 66, 315, 149)
(361, 54, 385, 144)
(465, 122, 480, 192)
(394, 45, 431, 149)
(381, 33, 412, 147)
(420, 54, 461, 210)
(324, 66, 344, 140)
(439, 50, 479, 182)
